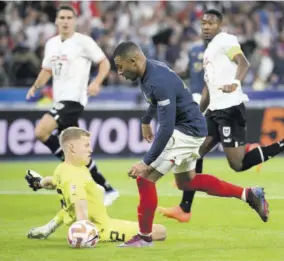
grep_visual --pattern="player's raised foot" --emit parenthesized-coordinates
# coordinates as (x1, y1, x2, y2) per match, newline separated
(27, 226, 53, 239)
(157, 206, 192, 223)
(246, 187, 269, 222)
(118, 234, 153, 248)
(104, 190, 120, 206)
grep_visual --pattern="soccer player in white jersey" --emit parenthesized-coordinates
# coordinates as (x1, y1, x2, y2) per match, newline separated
(158, 9, 284, 223)
(26, 5, 119, 207)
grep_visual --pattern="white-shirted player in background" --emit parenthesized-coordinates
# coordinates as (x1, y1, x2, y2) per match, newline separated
(26, 5, 119, 207)
(158, 9, 284, 223)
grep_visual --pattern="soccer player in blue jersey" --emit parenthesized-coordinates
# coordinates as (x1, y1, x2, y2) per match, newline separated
(113, 41, 269, 248)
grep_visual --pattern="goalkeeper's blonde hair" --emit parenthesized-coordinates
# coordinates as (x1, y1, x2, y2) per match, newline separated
(59, 127, 90, 147)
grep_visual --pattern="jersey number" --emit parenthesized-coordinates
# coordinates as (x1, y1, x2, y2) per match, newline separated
(57, 188, 67, 209)
(54, 62, 63, 78)
(110, 231, 125, 242)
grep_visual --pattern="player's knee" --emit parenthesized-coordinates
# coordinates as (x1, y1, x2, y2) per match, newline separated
(152, 224, 167, 241)
(175, 171, 195, 190)
(34, 127, 50, 142)
(176, 182, 188, 191)
(228, 161, 242, 172)
(35, 114, 57, 142)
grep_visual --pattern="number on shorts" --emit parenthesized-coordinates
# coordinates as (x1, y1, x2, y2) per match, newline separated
(110, 231, 125, 242)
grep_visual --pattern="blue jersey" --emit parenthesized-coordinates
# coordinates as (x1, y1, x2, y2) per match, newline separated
(188, 42, 205, 94)
(140, 59, 207, 165)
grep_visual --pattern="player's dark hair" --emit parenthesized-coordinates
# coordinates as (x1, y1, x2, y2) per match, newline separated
(56, 5, 77, 17)
(113, 41, 141, 58)
(204, 9, 223, 22)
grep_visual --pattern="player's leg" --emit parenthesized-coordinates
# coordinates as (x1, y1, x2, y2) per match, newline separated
(100, 219, 166, 243)
(34, 112, 64, 159)
(37, 101, 85, 161)
(218, 104, 284, 172)
(119, 158, 174, 247)
(218, 105, 255, 171)
(176, 92, 208, 217)
(135, 169, 163, 239)
(158, 158, 204, 222)
(158, 111, 220, 222)
(224, 139, 284, 172)
(27, 209, 65, 239)
(244, 143, 263, 172)
(157, 137, 218, 222)
(174, 163, 269, 222)
(240, 139, 284, 170)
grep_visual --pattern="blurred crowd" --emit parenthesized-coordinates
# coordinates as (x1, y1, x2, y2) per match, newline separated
(0, 1, 284, 90)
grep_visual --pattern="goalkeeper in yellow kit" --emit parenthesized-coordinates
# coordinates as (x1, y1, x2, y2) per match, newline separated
(25, 127, 166, 242)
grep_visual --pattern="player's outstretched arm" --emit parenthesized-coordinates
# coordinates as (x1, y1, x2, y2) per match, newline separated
(40, 176, 56, 190)
(26, 69, 52, 99)
(200, 84, 210, 113)
(25, 170, 56, 191)
(74, 199, 88, 221)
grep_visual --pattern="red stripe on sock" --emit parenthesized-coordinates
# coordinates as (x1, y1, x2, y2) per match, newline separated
(136, 176, 157, 235)
(177, 174, 243, 199)
(245, 144, 251, 153)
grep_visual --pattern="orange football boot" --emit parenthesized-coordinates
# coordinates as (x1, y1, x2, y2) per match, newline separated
(157, 205, 192, 223)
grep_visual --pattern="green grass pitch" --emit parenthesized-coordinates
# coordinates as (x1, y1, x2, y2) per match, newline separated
(0, 158, 283, 261)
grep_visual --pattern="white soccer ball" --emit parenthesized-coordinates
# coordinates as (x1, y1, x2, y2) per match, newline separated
(67, 220, 99, 248)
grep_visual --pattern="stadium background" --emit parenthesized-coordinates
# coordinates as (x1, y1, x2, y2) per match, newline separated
(1, 1, 284, 261)
(1, 1, 284, 159)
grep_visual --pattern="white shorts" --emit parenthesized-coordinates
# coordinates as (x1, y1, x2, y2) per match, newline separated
(150, 129, 205, 174)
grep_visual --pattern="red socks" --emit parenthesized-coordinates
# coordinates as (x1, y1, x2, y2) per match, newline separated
(136, 176, 157, 235)
(177, 174, 244, 199)
(136, 174, 244, 235)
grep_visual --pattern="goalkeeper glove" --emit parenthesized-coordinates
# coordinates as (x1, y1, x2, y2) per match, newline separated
(25, 169, 43, 191)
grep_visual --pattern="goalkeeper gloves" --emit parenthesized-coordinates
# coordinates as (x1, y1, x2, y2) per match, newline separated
(25, 169, 43, 191)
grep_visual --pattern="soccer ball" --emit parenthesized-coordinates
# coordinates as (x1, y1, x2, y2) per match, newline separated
(67, 220, 99, 248)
